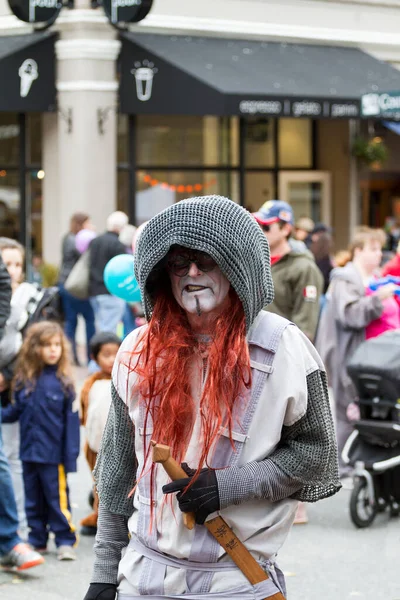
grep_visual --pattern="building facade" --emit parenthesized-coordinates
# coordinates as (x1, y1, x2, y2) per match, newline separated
(1, 0, 400, 266)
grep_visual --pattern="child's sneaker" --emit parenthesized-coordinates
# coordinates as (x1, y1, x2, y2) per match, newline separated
(0, 543, 45, 571)
(57, 545, 76, 561)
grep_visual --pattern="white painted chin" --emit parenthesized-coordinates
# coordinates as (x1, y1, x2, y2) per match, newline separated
(181, 287, 216, 314)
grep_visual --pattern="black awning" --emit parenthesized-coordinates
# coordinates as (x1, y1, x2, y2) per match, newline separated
(0, 32, 56, 112)
(120, 33, 400, 118)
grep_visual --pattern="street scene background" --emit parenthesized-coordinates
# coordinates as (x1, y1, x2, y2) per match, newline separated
(1, 0, 400, 598)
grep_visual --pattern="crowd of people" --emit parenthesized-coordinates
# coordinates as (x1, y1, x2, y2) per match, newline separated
(0, 195, 398, 598)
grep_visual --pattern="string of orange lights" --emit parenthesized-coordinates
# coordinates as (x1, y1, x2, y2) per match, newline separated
(142, 173, 217, 193)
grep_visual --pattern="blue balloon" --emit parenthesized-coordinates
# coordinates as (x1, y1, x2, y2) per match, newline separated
(103, 254, 142, 303)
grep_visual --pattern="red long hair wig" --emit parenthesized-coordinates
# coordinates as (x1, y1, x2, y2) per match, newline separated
(127, 287, 252, 486)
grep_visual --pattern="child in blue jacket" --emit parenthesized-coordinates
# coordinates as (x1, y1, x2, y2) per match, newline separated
(2, 321, 80, 561)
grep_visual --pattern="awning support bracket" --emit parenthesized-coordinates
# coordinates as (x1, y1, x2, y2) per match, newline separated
(97, 105, 117, 135)
(58, 107, 73, 134)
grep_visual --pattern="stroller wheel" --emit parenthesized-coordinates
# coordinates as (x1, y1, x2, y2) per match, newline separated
(350, 478, 377, 528)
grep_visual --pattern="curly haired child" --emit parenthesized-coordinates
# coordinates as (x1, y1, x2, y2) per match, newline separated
(2, 321, 80, 561)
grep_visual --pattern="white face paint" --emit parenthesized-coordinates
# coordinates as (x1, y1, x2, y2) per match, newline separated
(168, 253, 230, 319)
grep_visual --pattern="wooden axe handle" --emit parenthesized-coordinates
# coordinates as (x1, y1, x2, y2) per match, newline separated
(152, 442, 285, 600)
(157, 455, 197, 530)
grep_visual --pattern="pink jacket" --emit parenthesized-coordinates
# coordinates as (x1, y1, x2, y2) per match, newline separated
(365, 286, 400, 339)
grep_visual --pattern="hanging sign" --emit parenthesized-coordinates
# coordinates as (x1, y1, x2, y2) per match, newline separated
(8, 0, 62, 24)
(102, 0, 153, 26)
(361, 91, 400, 120)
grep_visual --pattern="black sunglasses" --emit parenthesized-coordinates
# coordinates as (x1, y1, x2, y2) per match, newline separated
(167, 251, 217, 277)
(261, 224, 271, 232)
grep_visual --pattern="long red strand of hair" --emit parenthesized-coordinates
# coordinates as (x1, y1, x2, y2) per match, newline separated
(129, 288, 252, 490)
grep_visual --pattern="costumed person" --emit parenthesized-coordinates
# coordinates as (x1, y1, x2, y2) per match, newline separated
(80, 332, 122, 535)
(84, 196, 340, 600)
(2, 321, 80, 561)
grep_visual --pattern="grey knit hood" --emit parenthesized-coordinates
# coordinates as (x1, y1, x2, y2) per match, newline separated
(134, 196, 274, 330)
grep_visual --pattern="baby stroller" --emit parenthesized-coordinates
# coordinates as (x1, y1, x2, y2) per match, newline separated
(343, 330, 400, 528)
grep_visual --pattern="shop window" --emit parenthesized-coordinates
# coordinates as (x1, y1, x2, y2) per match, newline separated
(278, 119, 312, 168)
(245, 172, 275, 213)
(283, 181, 323, 223)
(0, 114, 43, 259)
(245, 118, 275, 168)
(117, 114, 316, 223)
(135, 170, 239, 224)
(0, 114, 19, 166)
(136, 116, 238, 167)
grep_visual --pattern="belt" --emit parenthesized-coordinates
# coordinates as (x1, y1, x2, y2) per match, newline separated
(117, 535, 285, 599)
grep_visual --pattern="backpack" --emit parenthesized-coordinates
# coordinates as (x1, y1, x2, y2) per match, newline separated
(24, 285, 64, 331)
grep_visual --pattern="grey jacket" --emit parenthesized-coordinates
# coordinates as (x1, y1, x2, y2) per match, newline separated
(315, 262, 383, 410)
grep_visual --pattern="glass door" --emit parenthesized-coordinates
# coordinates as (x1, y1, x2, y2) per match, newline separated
(278, 171, 331, 225)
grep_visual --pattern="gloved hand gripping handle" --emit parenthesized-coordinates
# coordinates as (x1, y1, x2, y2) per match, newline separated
(151, 441, 285, 600)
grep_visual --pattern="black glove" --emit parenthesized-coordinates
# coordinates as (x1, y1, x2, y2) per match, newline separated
(162, 467, 220, 525)
(83, 583, 117, 600)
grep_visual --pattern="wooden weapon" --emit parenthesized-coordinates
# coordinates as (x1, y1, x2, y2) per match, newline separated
(151, 441, 285, 600)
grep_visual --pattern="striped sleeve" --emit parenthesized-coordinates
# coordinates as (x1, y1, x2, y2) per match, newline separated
(91, 503, 129, 585)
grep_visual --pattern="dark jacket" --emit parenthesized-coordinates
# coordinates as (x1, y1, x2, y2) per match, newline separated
(0, 254, 11, 341)
(1, 366, 80, 472)
(88, 231, 126, 296)
(59, 233, 81, 285)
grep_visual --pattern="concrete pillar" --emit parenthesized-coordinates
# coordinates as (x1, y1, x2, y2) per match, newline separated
(55, 11, 121, 234)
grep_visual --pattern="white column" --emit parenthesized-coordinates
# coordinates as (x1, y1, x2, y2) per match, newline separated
(55, 16, 121, 235)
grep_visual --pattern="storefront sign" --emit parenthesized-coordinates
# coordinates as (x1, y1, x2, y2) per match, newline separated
(330, 102, 359, 118)
(239, 100, 282, 115)
(8, 0, 62, 24)
(19, 58, 38, 97)
(291, 101, 322, 117)
(131, 60, 158, 101)
(120, 36, 225, 115)
(102, 0, 153, 25)
(361, 92, 400, 119)
(238, 98, 360, 119)
(0, 33, 56, 112)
